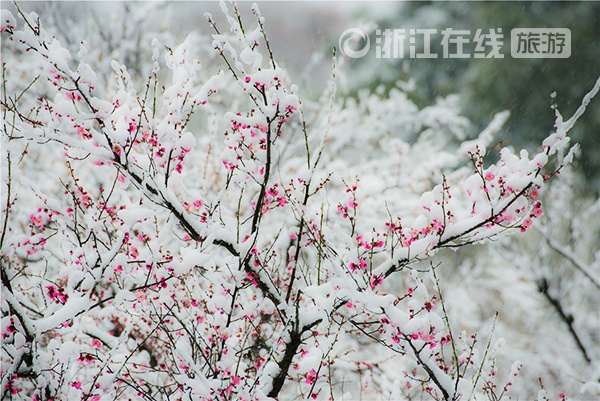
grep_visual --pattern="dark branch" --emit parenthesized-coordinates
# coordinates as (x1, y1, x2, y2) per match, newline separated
(403, 334, 451, 401)
(267, 318, 322, 398)
(537, 277, 591, 363)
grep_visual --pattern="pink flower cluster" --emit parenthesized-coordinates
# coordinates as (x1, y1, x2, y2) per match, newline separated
(349, 258, 367, 272)
(3, 318, 17, 339)
(263, 183, 287, 214)
(337, 185, 359, 220)
(46, 285, 68, 304)
(29, 207, 58, 230)
(305, 369, 317, 384)
(521, 200, 544, 232)
(4, 374, 19, 395)
(369, 274, 383, 290)
(386, 218, 445, 248)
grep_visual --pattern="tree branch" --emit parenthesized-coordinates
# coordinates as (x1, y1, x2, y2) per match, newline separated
(537, 277, 591, 363)
(267, 317, 322, 398)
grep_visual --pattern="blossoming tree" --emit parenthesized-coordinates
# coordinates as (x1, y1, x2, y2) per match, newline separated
(1, 3, 598, 400)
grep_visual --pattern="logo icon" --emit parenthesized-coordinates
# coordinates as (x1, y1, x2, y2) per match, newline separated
(339, 28, 370, 59)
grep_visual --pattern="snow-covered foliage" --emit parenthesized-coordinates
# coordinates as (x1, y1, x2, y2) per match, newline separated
(1, 3, 598, 400)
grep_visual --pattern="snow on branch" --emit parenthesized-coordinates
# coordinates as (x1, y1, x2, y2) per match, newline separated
(1, 2, 598, 400)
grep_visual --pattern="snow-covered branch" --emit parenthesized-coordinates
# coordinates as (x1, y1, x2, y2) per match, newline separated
(1, 3, 598, 400)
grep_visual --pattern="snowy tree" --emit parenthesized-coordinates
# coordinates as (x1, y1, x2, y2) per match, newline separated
(1, 3, 598, 400)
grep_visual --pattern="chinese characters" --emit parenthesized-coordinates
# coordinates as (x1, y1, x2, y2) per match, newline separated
(511, 28, 571, 58)
(371, 28, 570, 59)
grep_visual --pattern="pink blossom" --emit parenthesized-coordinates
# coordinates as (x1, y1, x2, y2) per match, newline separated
(305, 369, 317, 384)
(440, 334, 452, 345)
(521, 218, 533, 232)
(253, 357, 264, 370)
(501, 212, 514, 222)
(136, 291, 147, 302)
(77, 126, 91, 139)
(431, 220, 444, 231)
(0, 11, 16, 31)
(369, 274, 383, 290)
(30, 214, 44, 228)
(78, 353, 95, 364)
(530, 188, 539, 200)
(5, 320, 17, 335)
(65, 91, 81, 102)
(46, 285, 67, 304)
